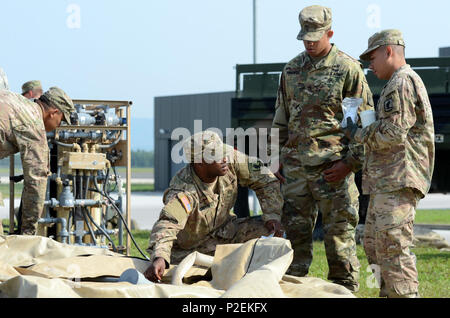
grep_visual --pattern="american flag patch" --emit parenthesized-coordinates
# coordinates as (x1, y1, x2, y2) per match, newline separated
(177, 193, 192, 214)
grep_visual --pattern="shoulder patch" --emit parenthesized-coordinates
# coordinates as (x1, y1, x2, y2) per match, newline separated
(384, 98, 394, 113)
(177, 193, 193, 214)
(249, 160, 263, 172)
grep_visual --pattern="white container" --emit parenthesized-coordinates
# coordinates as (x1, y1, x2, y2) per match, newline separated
(341, 97, 363, 128)
(360, 110, 376, 128)
(119, 268, 154, 285)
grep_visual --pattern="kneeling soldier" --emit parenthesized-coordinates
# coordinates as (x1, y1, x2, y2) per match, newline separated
(144, 131, 284, 282)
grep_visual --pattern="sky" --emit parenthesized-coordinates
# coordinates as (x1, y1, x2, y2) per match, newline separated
(1, 0, 449, 121)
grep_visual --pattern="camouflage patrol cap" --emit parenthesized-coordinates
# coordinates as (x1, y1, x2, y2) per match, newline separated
(21, 80, 42, 94)
(41, 87, 75, 124)
(360, 29, 405, 61)
(183, 130, 232, 164)
(0, 67, 9, 90)
(297, 5, 332, 41)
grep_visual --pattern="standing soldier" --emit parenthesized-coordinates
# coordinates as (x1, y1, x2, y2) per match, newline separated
(272, 5, 374, 291)
(0, 87, 75, 235)
(344, 29, 435, 298)
(22, 80, 43, 100)
(144, 131, 284, 282)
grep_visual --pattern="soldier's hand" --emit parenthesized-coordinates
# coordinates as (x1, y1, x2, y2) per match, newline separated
(274, 163, 286, 184)
(144, 257, 166, 282)
(265, 220, 285, 238)
(343, 117, 358, 139)
(323, 160, 351, 183)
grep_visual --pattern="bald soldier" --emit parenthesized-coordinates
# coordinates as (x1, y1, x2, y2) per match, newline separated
(271, 5, 374, 291)
(0, 87, 75, 235)
(144, 131, 284, 282)
(22, 80, 43, 100)
(344, 30, 435, 297)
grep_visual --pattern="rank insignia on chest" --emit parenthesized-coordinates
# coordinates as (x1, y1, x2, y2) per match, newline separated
(384, 99, 394, 113)
(177, 193, 193, 214)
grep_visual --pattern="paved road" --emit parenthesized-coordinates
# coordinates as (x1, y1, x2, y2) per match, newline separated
(1, 192, 449, 242)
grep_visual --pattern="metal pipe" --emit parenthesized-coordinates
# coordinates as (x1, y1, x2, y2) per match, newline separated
(44, 175, 51, 219)
(67, 209, 73, 244)
(98, 131, 123, 149)
(44, 199, 104, 208)
(38, 217, 69, 244)
(69, 229, 116, 236)
(49, 131, 120, 142)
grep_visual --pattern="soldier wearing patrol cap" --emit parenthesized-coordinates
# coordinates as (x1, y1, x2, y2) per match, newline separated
(22, 80, 43, 100)
(0, 86, 75, 235)
(271, 5, 374, 291)
(144, 130, 284, 283)
(344, 29, 435, 297)
(0, 68, 9, 91)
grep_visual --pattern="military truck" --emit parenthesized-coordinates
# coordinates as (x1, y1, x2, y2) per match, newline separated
(232, 57, 450, 227)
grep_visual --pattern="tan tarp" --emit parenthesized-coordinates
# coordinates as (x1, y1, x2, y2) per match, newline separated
(0, 235, 355, 298)
(413, 229, 450, 251)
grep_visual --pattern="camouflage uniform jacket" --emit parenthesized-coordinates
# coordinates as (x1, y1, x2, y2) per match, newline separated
(354, 64, 435, 196)
(148, 149, 283, 265)
(0, 91, 49, 231)
(272, 44, 374, 171)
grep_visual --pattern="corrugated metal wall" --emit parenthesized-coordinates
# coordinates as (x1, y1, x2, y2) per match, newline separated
(154, 91, 234, 191)
(439, 47, 450, 57)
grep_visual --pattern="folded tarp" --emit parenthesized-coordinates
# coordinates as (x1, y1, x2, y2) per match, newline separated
(0, 235, 355, 298)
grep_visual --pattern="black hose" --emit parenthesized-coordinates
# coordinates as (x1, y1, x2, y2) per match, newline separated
(82, 174, 115, 250)
(78, 171, 96, 244)
(83, 206, 117, 252)
(93, 175, 149, 261)
(105, 191, 148, 260)
(81, 206, 97, 244)
(54, 140, 76, 148)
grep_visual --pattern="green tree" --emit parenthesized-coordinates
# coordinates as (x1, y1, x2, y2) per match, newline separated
(131, 150, 154, 167)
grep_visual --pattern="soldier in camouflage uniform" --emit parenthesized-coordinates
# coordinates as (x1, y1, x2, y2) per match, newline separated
(272, 5, 374, 291)
(22, 80, 43, 100)
(344, 30, 435, 298)
(144, 131, 284, 282)
(0, 87, 75, 235)
(0, 68, 9, 210)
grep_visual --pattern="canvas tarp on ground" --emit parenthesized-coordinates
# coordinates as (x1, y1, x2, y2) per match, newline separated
(0, 235, 355, 298)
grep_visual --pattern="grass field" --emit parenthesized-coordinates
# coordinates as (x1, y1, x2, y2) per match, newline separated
(116, 229, 449, 298)
(415, 209, 450, 225)
(1, 219, 448, 298)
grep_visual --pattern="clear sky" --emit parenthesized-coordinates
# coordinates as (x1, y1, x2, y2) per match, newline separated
(1, 0, 449, 119)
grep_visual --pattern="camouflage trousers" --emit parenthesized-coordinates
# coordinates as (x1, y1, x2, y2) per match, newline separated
(11, 194, 40, 235)
(364, 188, 421, 298)
(170, 216, 270, 264)
(281, 160, 360, 291)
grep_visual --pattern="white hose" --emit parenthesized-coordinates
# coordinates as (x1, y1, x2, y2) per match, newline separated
(171, 251, 214, 286)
